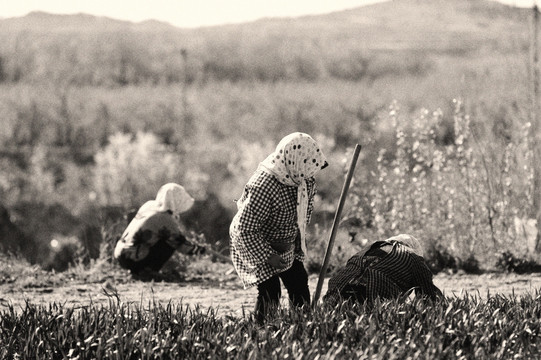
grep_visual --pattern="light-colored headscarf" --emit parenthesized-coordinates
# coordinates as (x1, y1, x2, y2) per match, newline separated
(115, 183, 194, 259)
(131, 183, 194, 225)
(155, 183, 195, 215)
(258, 132, 328, 257)
(387, 234, 424, 257)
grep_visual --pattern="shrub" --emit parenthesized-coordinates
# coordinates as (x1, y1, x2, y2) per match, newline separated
(458, 255, 482, 274)
(495, 251, 541, 274)
(42, 236, 84, 272)
(346, 100, 535, 267)
(93, 131, 184, 208)
(424, 243, 458, 274)
(326, 53, 369, 81)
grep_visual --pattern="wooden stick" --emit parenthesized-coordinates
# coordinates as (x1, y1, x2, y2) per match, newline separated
(312, 144, 362, 308)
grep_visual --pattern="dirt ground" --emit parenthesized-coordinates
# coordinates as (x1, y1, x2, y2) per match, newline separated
(2, 259, 541, 317)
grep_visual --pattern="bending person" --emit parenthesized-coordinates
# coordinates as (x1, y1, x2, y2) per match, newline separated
(323, 234, 443, 307)
(230, 132, 328, 325)
(114, 183, 205, 277)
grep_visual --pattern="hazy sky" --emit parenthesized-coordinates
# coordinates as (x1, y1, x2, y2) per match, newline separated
(0, 0, 537, 28)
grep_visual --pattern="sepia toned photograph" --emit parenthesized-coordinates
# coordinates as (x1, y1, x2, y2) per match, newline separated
(1, 0, 541, 358)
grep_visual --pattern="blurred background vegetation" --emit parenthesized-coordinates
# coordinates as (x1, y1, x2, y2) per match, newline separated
(0, 0, 538, 274)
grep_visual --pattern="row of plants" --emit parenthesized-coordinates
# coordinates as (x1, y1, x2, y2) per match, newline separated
(2, 292, 541, 358)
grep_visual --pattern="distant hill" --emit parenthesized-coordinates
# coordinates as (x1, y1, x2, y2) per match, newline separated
(227, 0, 530, 53)
(0, 10, 177, 33)
(0, 0, 531, 40)
(0, 0, 532, 85)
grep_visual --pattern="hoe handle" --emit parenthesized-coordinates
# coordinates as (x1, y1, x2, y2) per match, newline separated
(312, 144, 361, 308)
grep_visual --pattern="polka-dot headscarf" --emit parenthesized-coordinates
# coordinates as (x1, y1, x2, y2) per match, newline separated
(258, 132, 328, 257)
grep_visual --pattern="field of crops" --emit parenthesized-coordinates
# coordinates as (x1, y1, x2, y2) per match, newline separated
(2, 292, 541, 359)
(2, 1, 541, 357)
(0, 252, 540, 359)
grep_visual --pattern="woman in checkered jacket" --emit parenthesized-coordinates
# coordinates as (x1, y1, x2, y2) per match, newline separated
(229, 132, 328, 324)
(323, 234, 443, 307)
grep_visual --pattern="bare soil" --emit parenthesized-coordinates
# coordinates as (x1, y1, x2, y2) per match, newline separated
(2, 259, 541, 317)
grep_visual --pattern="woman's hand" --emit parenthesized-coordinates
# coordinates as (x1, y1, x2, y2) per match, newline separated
(267, 253, 288, 269)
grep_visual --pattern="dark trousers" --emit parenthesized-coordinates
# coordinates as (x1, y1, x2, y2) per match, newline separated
(255, 259, 310, 324)
(117, 238, 175, 274)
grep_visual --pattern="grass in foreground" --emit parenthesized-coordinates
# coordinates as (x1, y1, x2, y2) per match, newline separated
(1, 292, 540, 359)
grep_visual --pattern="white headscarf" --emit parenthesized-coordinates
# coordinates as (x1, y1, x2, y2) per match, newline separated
(114, 183, 194, 260)
(387, 233, 424, 257)
(155, 183, 195, 215)
(258, 132, 328, 257)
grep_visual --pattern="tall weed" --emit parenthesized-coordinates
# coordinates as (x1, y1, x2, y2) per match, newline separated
(346, 100, 535, 268)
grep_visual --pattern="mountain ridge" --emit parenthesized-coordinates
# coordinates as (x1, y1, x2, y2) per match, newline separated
(0, 0, 530, 35)
(0, 10, 178, 32)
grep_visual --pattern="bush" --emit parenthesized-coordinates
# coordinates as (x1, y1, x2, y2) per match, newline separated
(326, 53, 368, 81)
(42, 236, 84, 272)
(424, 244, 481, 274)
(93, 131, 184, 208)
(346, 101, 535, 268)
(424, 243, 458, 274)
(458, 255, 482, 274)
(495, 251, 541, 274)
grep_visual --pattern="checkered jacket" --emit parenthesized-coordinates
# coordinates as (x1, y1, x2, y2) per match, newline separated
(229, 170, 316, 288)
(324, 240, 443, 305)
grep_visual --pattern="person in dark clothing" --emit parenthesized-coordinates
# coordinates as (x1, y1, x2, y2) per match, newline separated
(323, 234, 443, 307)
